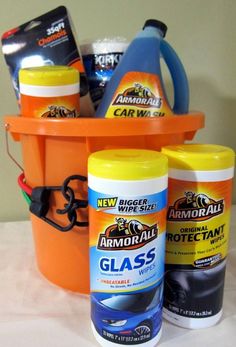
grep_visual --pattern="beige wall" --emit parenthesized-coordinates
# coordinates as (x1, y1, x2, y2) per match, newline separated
(0, 0, 235, 221)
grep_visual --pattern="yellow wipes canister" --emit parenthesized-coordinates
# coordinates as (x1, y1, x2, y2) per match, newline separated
(88, 149, 168, 347)
(161, 144, 235, 329)
(19, 66, 80, 118)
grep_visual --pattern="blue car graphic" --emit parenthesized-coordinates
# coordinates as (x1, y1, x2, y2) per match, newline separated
(91, 283, 163, 345)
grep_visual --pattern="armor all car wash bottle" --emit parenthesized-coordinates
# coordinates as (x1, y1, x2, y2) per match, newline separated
(95, 19, 189, 118)
(88, 149, 168, 346)
(161, 144, 235, 329)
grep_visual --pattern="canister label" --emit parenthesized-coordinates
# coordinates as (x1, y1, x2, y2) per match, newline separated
(20, 83, 80, 118)
(164, 169, 234, 321)
(89, 176, 167, 345)
(105, 71, 173, 118)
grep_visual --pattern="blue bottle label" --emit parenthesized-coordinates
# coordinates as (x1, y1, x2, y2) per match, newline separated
(104, 71, 173, 118)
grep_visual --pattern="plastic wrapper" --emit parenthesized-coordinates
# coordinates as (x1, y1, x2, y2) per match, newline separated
(1, 6, 94, 117)
(81, 37, 128, 109)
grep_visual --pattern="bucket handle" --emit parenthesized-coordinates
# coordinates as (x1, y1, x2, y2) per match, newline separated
(5, 123, 24, 171)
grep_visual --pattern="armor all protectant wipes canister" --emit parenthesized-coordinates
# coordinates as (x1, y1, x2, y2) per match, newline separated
(88, 149, 168, 347)
(161, 144, 235, 329)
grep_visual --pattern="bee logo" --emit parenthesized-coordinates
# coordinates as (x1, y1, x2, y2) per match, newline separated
(41, 105, 78, 118)
(112, 82, 162, 108)
(109, 218, 144, 237)
(123, 83, 155, 98)
(167, 191, 224, 221)
(97, 218, 158, 250)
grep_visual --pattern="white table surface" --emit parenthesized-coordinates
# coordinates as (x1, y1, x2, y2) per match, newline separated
(0, 207, 235, 347)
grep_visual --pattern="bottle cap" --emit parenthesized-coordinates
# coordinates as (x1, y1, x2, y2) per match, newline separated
(143, 19, 168, 37)
(162, 144, 235, 171)
(88, 149, 168, 180)
(19, 65, 79, 86)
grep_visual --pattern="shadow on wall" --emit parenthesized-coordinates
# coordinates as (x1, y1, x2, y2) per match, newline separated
(164, 76, 236, 148)
(189, 78, 236, 149)
(164, 76, 236, 203)
(188, 77, 235, 203)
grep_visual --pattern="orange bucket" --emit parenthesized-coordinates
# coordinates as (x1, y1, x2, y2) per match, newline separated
(4, 113, 204, 294)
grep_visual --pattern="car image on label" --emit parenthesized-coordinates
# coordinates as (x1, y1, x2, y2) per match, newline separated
(91, 282, 163, 345)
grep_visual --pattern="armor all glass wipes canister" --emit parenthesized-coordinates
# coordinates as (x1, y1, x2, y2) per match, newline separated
(161, 144, 235, 329)
(88, 149, 168, 346)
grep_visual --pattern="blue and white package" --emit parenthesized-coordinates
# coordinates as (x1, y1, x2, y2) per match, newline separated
(81, 38, 128, 109)
(88, 149, 168, 347)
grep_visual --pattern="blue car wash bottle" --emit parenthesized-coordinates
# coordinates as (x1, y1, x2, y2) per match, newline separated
(96, 19, 189, 118)
(88, 149, 168, 347)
